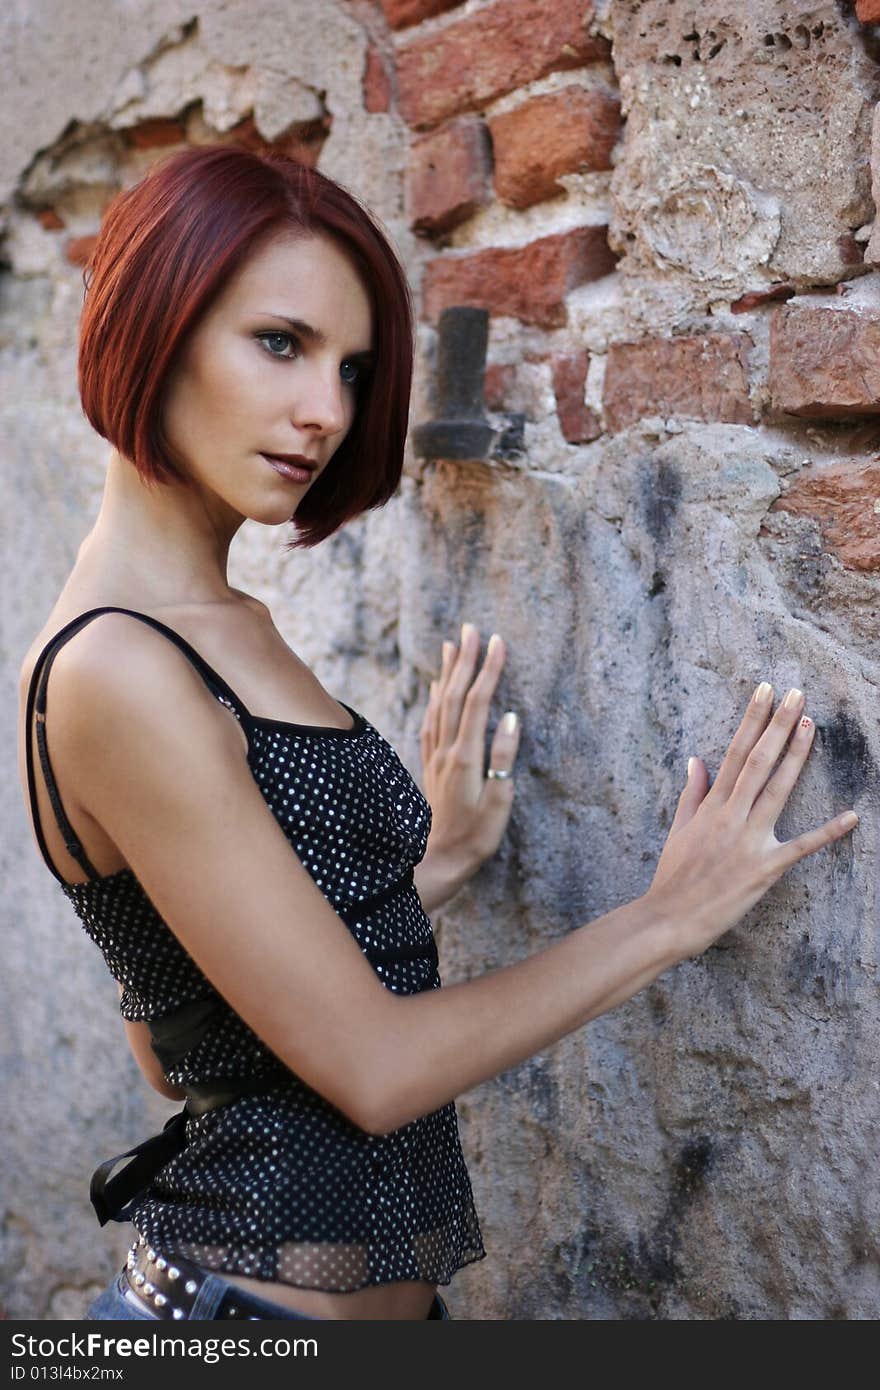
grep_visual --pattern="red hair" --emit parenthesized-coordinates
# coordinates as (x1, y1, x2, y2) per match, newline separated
(78, 144, 414, 548)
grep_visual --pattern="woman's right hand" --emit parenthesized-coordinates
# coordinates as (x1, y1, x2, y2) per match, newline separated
(645, 682, 859, 958)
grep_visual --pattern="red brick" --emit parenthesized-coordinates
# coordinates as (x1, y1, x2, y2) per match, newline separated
(730, 283, 795, 313)
(381, 0, 464, 29)
(484, 362, 516, 410)
(65, 234, 98, 267)
(856, 1, 880, 22)
(397, 0, 609, 130)
(363, 44, 392, 112)
(123, 119, 187, 149)
(603, 334, 753, 432)
(552, 350, 601, 443)
(768, 460, 880, 572)
(490, 87, 620, 209)
(769, 305, 880, 417)
(227, 115, 329, 167)
(422, 226, 615, 329)
(407, 118, 491, 235)
(37, 208, 65, 230)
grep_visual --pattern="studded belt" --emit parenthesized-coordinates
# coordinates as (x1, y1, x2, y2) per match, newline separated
(121, 1234, 274, 1320)
(120, 1234, 449, 1320)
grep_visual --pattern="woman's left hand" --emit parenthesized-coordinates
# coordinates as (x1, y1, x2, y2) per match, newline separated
(414, 623, 520, 912)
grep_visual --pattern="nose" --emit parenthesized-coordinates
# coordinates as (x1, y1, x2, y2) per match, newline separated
(290, 359, 350, 439)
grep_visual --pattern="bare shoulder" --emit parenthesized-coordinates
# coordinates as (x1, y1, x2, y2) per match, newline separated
(43, 609, 201, 703)
(43, 610, 249, 774)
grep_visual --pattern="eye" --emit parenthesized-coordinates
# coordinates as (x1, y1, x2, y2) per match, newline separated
(256, 331, 299, 359)
(340, 360, 362, 387)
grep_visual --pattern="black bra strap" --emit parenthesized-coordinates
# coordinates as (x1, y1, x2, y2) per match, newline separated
(25, 612, 110, 885)
(24, 606, 254, 886)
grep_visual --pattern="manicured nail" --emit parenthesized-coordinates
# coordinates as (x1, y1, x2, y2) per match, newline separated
(783, 688, 803, 711)
(687, 757, 696, 779)
(503, 711, 518, 734)
(754, 682, 772, 704)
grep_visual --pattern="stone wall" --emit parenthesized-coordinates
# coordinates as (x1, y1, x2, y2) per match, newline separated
(2, 0, 878, 1320)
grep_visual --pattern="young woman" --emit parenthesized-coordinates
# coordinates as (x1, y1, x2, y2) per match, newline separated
(17, 144, 859, 1322)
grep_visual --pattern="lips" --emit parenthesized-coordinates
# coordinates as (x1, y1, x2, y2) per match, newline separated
(261, 452, 317, 472)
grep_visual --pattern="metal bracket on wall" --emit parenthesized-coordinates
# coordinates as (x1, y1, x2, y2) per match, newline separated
(411, 306, 525, 464)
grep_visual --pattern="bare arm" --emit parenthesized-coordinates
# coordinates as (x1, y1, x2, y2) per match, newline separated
(54, 617, 857, 1136)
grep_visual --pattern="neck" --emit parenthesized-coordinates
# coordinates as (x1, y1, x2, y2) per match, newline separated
(75, 449, 246, 608)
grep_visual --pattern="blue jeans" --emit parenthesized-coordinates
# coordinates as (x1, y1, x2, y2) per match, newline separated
(85, 1267, 450, 1321)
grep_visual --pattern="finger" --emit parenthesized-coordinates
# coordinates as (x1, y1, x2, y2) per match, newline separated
(456, 632, 506, 761)
(667, 755, 709, 836)
(772, 808, 859, 874)
(478, 713, 520, 854)
(486, 707, 519, 779)
(419, 679, 440, 755)
(427, 639, 458, 756)
(750, 713, 814, 827)
(437, 640, 457, 701)
(708, 682, 775, 802)
(728, 687, 806, 819)
(438, 622, 481, 747)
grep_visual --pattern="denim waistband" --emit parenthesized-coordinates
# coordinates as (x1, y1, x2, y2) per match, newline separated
(114, 1265, 450, 1321)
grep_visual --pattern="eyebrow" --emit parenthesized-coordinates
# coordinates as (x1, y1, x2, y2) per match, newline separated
(257, 313, 374, 360)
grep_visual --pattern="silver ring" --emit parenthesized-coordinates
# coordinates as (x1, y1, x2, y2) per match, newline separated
(487, 767, 513, 780)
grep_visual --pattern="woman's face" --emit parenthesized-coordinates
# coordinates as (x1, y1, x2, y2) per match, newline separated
(161, 230, 374, 527)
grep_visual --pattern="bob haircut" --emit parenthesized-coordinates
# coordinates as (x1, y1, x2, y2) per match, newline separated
(78, 144, 414, 548)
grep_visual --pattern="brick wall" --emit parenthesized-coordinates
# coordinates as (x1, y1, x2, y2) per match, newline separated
(371, 0, 880, 574)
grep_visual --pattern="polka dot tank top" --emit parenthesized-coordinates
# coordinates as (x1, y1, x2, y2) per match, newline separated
(24, 607, 486, 1293)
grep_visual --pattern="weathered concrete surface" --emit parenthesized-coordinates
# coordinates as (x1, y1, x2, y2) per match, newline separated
(399, 429, 880, 1320)
(607, 1, 880, 336)
(2, 0, 879, 1325)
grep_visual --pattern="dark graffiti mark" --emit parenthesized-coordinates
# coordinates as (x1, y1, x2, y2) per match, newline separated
(815, 708, 874, 806)
(573, 1133, 739, 1317)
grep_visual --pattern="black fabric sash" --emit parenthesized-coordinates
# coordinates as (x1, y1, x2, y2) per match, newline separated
(92, 995, 291, 1227)
(90, 1107, 190, 1228)
(90, 1070, 291, 1227)
(91, 866, 438, 1226)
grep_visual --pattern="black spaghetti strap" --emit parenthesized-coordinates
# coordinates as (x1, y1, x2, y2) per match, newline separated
(24, 606, 255, 887)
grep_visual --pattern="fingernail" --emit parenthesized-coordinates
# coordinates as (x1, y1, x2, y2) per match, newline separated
(461, 622, 474, 642)
(488, 632, 501, 653)
(687, 756, 696, 779)
(503, 711, 518, 734)
(840, 811, 858, 829)
(783, 687, 803, 711)
(754, 682, 772, 704)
